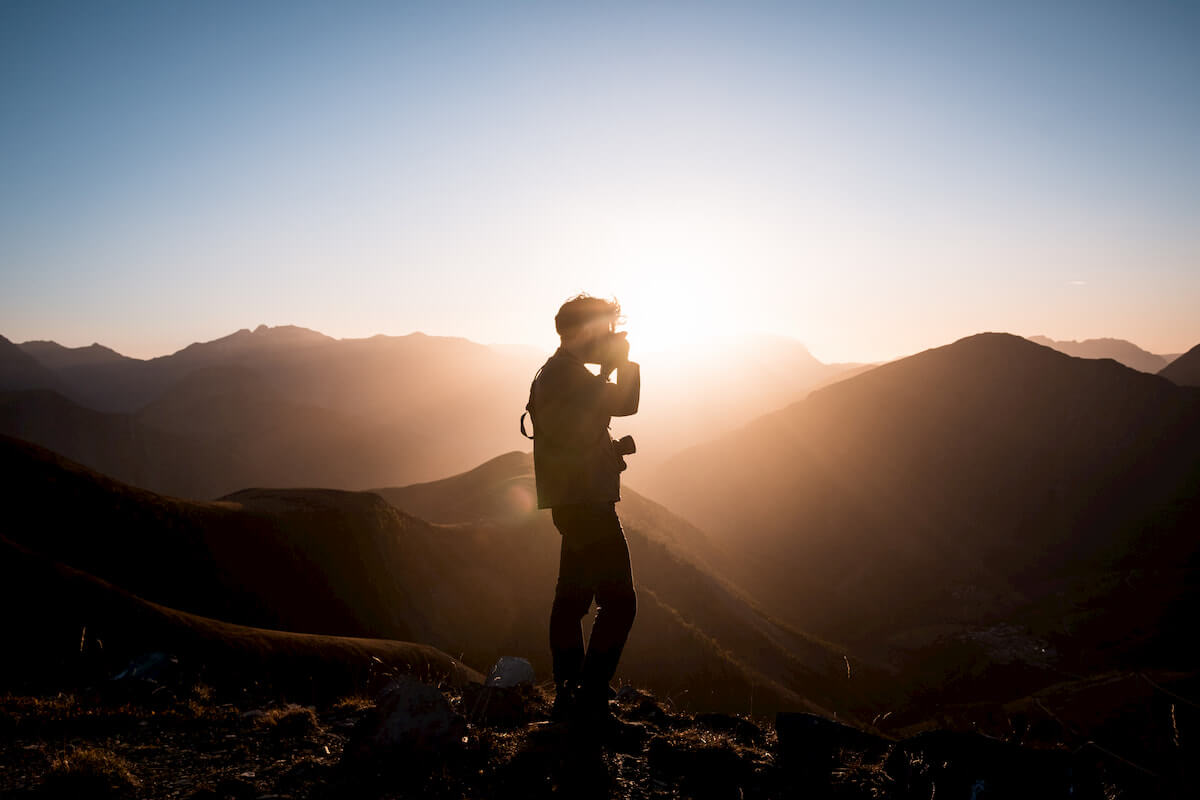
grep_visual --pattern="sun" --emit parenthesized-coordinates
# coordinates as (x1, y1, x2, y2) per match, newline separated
(599, 216, 750, 357)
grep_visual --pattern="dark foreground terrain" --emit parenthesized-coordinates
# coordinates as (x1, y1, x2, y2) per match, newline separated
(2, 664, 1195, 800)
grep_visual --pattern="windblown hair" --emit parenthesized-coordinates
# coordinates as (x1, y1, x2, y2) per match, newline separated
(554, 294, 623, 337)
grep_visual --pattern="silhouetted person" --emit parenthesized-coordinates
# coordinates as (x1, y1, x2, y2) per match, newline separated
(522, 294, 641, 731)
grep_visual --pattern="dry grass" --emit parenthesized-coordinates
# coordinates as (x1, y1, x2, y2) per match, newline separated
(253, 704, 321, 737)
(328, 694, 374, 715)
(41, 745, 140, 797)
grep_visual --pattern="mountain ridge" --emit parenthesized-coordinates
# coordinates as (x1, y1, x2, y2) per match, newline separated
(1026, 334, 1172, 373)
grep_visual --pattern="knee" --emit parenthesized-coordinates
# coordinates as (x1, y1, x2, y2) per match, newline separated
(550, 587, 591, 622)
(602, 584, 636, 627)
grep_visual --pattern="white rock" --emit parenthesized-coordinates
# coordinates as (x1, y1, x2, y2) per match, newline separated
(485, 656, 535, 688)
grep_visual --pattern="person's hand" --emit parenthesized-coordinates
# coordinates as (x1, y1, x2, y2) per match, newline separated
(610, 331, 630, 364)
(600, 333, 629, 379)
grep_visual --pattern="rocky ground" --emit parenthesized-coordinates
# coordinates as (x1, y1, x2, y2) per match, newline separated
(0, 668, 1171, 799)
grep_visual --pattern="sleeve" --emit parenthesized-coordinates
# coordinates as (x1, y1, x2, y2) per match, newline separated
(534, 360, 639, 443)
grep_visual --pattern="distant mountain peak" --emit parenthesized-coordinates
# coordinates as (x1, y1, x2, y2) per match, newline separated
(18, 339, 133, 368)
(1024, 334, 1168, 374)
(166, 325, 333, 362)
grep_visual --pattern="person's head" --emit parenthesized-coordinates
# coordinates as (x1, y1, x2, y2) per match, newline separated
(555, 293, 623, 362)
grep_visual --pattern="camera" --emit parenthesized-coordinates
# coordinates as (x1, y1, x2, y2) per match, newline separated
(597, 330, 629, 366)
(612, 434, 636, 472)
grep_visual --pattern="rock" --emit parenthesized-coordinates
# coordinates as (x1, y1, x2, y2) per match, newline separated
(460, 680, 534, 728)
(111, 652, 179, 683)
(105, 652, 182, 706)
(342, 675, 467, 768)
(884, 729, 1103, 799)
(485, 656, 535, 688)
(648, 736, 754, 798)
(775, 712, 888, 788)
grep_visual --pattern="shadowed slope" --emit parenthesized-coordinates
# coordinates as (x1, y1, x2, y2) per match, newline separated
(1159, 342, 1200, 387)
(0, 335, 62, 392)
(0, 535, 481, 696)
(643, 334, 1200, 683)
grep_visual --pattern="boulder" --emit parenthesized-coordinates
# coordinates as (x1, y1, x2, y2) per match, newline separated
(111, 651, 179, 683)
(485, 656, 535, 688)
(342, 675, 467, 768)
(775, 712, 888, 787)
(460, 680, 535, 728)
(648, 736, 755, 799)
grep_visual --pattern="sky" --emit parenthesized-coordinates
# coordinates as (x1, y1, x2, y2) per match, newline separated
(2, 0, 1198, 363)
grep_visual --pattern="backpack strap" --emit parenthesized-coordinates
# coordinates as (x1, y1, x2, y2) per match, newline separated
(519, 363, 547, 440)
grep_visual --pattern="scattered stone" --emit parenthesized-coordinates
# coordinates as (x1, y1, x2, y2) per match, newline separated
(111, 652, 179, 684)
(775, 712, 888, 788)
(461, 680, 535, 728)
(341, 675, 468, 768)
(485, 656, 536, 688)
(648, 736, 753, 798)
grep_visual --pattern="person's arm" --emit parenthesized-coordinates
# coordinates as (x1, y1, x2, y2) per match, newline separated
(601, 360, 639, 417)
(536, 360, 639, 444)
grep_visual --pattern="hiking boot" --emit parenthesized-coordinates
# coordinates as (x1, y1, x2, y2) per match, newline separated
(550, 680, 577, 722)
(569, 685, 648, 751)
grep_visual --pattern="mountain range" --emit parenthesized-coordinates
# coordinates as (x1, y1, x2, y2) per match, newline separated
(1025, 335, 1178, 373)
(0, 325, 860, 496)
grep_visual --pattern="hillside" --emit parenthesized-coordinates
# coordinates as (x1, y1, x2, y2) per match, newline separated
(0, 534, 479, 697)
(372, 451, 874, 705)
(643, 333, 1200, 695)
(629, 335, 867, 471)
(0, 435, 868, 718)
(1159, 342, 1200, 387)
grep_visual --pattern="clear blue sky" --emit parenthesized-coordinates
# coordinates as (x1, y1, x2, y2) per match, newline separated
(2, 0, 1198, 361)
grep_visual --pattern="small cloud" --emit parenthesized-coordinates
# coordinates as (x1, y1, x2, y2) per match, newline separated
(1067, 280, 1087, 286)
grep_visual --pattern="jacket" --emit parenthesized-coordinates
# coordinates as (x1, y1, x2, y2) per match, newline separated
(526, 346, 640, 509)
